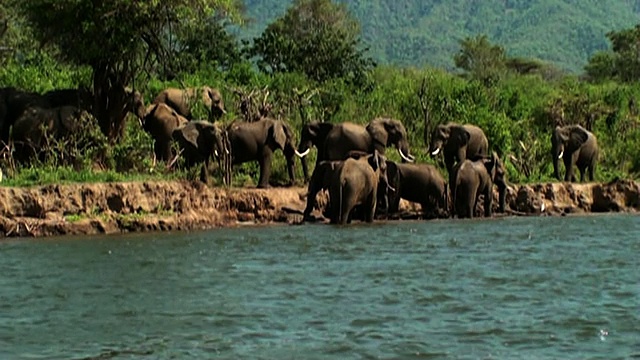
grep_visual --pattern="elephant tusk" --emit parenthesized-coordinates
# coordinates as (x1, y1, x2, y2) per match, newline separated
(398, 148, 415, 163)
(408, 153, 416, 161)
(295, 148, 311, 158)
(431, 147, 441, 156)
(558, 150, 564, 159)
(214, 150, 219, 157)
(387, 184, 396, 192)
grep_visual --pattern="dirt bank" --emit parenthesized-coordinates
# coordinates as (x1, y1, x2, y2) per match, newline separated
(0, 179, 638, 238)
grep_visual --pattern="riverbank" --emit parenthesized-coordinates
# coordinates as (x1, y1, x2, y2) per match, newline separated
(0, 179, 638, 238)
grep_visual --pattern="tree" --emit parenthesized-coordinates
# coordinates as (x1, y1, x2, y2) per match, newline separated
(249, 0, 374, 85)
(168, 19, 243, 77)
(14, 0, 242, 140)
(454, 34, 507, 86)
(585, 24, 640, 82)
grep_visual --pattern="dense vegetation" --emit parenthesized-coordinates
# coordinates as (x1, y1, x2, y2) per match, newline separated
(1, 0, 640, 188)
(242, 0, 640, 73)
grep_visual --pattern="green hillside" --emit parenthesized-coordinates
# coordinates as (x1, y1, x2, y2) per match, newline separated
(241, 0, 640, 72)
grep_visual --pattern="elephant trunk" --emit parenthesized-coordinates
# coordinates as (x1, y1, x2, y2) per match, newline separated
(552, 149, 562, 180)
(301, 155, 309, 183)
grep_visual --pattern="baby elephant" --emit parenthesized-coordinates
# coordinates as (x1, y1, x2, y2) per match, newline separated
(329, 151, 389, 225)
(452, 152, 507, 219)
(383, 162, 448, 219)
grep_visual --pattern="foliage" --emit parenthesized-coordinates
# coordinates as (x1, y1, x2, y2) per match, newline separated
(585, 25, 640, 82)
(166, 19, 243, 78)
(241, 0, 640, 73)
(454, 35, 507, 86)
(249, 0, 374, 85)
(13, 0, 242, 140)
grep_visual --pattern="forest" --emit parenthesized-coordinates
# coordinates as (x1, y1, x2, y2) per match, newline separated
(1, 0, 640, 188)
(241, 0, 640, 72)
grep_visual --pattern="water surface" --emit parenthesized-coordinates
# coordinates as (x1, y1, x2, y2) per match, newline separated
(1, 215, 639, 359)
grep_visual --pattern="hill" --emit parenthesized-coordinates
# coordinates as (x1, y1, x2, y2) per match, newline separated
(239, 0, 640, 72)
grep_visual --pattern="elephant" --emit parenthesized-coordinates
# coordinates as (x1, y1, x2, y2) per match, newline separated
(226, 117, 298, 188)
(172, 120, 231, 184)
(11, 105, 91, 163)
(295, 118, 415, 177)
(1, 87, 100, 146)
(42, 87, 93, 112)
(302, 159, 345, 221)
(429, 123, 489, 178)
(551, 125, 598, 182)
(328, 151, 389, 224)
(141, 102, 189, 162)
(0, 87, 49, 145)
(451, 152, 507, 219)
(153, 86, 226, 121)
(383, 161, 448, 219)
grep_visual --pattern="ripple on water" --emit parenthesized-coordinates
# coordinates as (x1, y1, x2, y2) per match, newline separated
(0, 215, 639, 359)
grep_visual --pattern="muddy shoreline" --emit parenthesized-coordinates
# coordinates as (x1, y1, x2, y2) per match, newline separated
(0, 179, 638, 238)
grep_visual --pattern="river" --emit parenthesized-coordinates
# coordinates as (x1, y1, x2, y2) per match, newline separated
(0, 214, 638, 359)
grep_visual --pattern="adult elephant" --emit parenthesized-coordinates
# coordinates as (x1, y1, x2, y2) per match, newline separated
(429, 123, 489, 176)
(302, 159, 345, 221)
(172, 120, 231, 184)
(142, 102, 188, 162)
(227, 117, 298, 188)
(551, 125, 598, 182)
(329, 151, 389, 225)
(452, 152, 507, 219)
(11, 106, 90, 163)
(0, 87, 48, 144)
(153, 86, 226, 121)
(295, 118, 415, 174)
(383, 161, 448, 219)
(42, 87, 93, 111)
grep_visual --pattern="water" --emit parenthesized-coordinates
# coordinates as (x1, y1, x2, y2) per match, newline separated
(0, 215, 639, 359)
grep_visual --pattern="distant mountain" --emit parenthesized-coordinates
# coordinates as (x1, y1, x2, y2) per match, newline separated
(239, 0, 640, 72)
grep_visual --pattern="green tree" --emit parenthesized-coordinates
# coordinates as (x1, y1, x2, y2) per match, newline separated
(585, 24, 640, 82)
(168, 19, 243, 77)
(249, 0, 374, 85)
(454, 34, 507, 86)
(14, 0, 242, 140)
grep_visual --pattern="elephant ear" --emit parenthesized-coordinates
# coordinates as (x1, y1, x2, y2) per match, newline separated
(569, 126, 589, 148)
(555, 126, 570, 142)
(451, 125, 471, 146)
(177, 122, 199, 149)
(367, 119, 389, 148)
(270, 120, 288, 150)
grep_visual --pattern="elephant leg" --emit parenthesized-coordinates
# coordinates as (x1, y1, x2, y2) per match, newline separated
(484, 188, 492, 218)
(588, 162, 595, 182)
(154, 141, 170, 162)
(468, 187, 479, 219)
(365, 192, 376, 223)
(200, 158, 210, 184)
(257, 150, 273, 188)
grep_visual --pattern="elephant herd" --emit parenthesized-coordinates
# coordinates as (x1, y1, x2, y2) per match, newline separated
(0, 84, 600, 224)
(298, 120, 599, 224)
